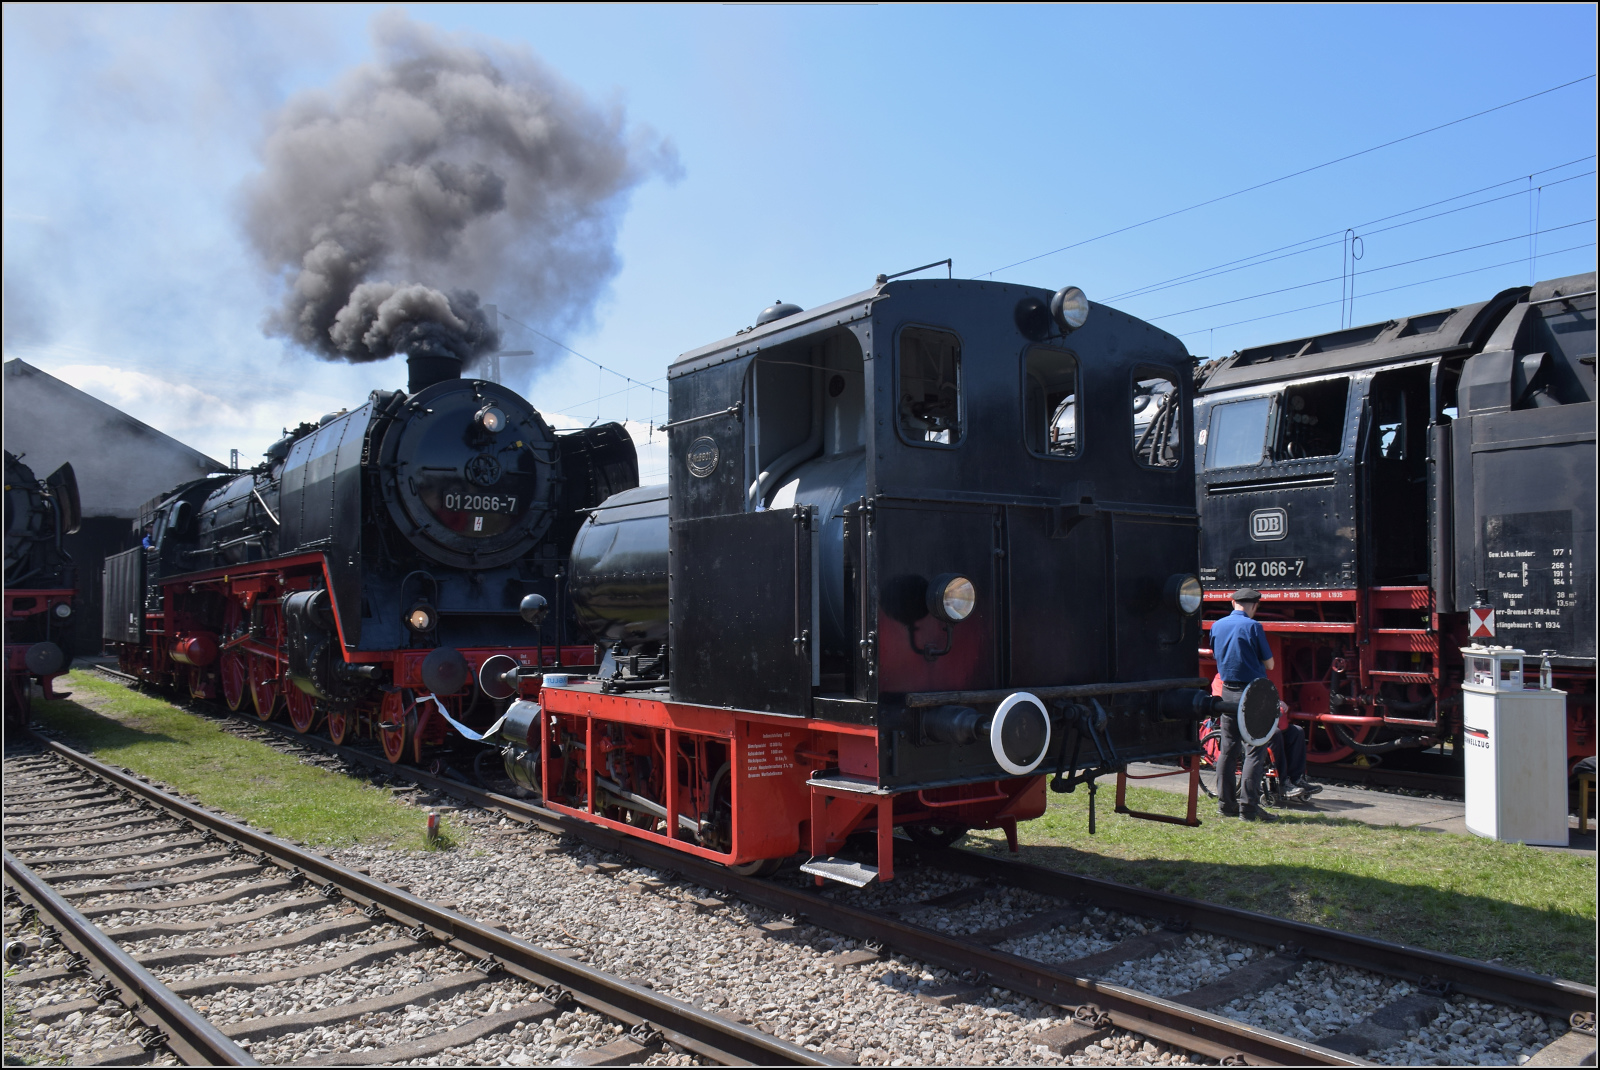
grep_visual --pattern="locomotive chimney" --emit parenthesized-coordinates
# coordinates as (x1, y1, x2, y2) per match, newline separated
(407, 351, 463, 394)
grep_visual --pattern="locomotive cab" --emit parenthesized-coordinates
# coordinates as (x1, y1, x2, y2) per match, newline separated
(1194, 272, 1595, 770)
(559, 277, 1214, 883)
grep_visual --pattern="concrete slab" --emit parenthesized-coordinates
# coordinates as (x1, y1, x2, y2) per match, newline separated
(1123, 762, 1595, 855)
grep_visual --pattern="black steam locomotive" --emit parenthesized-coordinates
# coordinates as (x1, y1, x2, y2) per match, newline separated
(103, 353, 636, 762)
(5, 450, 81, 725)
(511, 275, 1231, 885)
(1193, 271, 1595, 772)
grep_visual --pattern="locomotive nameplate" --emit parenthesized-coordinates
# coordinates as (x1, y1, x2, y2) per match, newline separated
(1228, 557, 1308, 583)
(687, 436, 719, 478)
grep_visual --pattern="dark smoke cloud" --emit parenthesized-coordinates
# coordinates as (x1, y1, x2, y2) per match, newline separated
(244, 11, 674, 366)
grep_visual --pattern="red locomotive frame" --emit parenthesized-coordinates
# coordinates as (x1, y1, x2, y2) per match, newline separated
(1199, 585, 1595, 767)
(111, 553, 590, 764)
(534, 682, 1045, 880)
(5, 587, 76, 719)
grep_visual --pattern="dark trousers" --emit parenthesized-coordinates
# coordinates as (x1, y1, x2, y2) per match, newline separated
(1272, 724, 1307, 783)
(1218, 685, 1268, 811)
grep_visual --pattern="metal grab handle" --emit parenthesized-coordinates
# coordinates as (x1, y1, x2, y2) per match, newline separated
(656, 402, 742, 432)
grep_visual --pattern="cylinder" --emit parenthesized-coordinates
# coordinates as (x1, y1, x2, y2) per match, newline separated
(170, 634, 218, 667)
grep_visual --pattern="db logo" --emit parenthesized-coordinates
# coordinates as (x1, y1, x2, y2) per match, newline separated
(1249, 507, 1287, 542)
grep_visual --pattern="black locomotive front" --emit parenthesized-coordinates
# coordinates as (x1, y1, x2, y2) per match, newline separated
(104, 353, 637, 760)
(5, 449, 81, 723)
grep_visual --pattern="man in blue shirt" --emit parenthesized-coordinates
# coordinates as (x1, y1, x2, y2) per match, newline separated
(1210, 587, 1276, 821)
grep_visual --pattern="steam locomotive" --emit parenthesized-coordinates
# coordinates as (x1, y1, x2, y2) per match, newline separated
(102, 353, 637, 762)
(1193, 271, 1596, 772)
(505, 276, 1235, 885)
(5, 450, 81, 725)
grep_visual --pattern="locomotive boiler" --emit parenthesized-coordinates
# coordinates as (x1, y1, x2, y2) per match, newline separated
(103, 353, 637, 762)
(5, 450, 81, 725)
(506, 276, 1235, 885)
(1193, 271, 1595, 772)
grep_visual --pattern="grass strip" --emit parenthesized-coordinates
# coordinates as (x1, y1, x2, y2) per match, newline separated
(967, 784, 1595, 982)
(19, 670, 454, 851)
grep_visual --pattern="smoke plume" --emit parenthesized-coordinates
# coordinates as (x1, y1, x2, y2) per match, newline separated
(244, 12, 673, 367)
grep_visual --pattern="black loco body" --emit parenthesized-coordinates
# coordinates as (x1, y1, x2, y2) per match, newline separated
(534, 277, 1225, 885)
(5, 450, 82, 723)
(1193, 271, 1595, 771)
(103, 354, 637, 761)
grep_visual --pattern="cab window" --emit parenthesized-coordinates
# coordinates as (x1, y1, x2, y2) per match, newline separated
(898, 327, 962, 446)
(1132, 372, 1181, 468)
(1275, 377, 1348, 459)
(1205, 397, 1271, 469)
(1024, 347, 1079, 458)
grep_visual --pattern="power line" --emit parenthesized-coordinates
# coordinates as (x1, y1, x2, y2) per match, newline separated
(1108, 157, 1596, 303)
(1149, 219, 1594, 321)
(498, 311, 664, 396)
(982, 73, 1597, 279)
(1176, 240, 1596, 338)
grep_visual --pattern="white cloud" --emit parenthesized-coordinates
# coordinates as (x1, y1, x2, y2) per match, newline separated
(38, 360, 351, 465)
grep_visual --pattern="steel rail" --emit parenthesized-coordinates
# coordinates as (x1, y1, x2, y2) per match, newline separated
(26, 735, 830, 1068)
(923, 844, 1596, 1021)
(87, 669, 1596, 1055)
(185, 712, 1357, 1065)
(2, 849, 260, 1067)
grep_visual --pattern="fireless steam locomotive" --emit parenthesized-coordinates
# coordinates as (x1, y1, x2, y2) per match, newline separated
(5, 450, 81, 726)
(502, 276, 1240, 885)
(103, 352, 637, 762)
(1193, 271, 1595, 772)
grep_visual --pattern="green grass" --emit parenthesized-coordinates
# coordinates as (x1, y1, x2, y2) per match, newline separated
(966, 781, 1596, 982)
(23, 670, 456, 851)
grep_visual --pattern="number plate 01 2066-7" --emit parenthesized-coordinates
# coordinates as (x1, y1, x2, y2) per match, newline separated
(1231, 558, 1307, 582)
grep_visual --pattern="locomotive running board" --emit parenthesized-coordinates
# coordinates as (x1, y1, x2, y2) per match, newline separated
(800, 857, 880, 887)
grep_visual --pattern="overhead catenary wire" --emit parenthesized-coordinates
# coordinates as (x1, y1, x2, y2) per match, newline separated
(1176, 240, 1597, 338)
(498, 311, 664, 398)
(1148, 219, 1595, 321)
(1107, 158, 1597, 303)
(981, 74, 1597, 279)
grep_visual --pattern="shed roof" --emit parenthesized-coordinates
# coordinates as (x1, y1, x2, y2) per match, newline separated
(2, 359, 224, 518)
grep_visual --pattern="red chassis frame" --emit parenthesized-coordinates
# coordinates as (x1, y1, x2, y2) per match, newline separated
(537, 684, 1047, 883)
(1200, 586, 1596, 768)
(111, 553, 589, 759)
(5, 587, 76, 720)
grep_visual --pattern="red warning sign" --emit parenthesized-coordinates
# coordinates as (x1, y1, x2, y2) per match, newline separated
(1469, 606, 1495, 639)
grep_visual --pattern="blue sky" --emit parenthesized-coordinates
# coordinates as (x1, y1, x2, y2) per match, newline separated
(3, 4, 1595, 481)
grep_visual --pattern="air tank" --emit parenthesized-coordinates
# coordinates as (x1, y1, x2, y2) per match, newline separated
(568, 449, 866, 658)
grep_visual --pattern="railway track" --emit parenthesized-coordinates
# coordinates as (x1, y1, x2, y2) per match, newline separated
(62, 666, 1600, 1066)
(2, 735, 829, 1067)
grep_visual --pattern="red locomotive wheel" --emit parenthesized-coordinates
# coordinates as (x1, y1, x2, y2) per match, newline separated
(327, 706, 350, 746)
(285, 687, 318, 733)
(249, 655, 280, 721)
(220, 650, 248, 712)
(378, 690, 416, 765)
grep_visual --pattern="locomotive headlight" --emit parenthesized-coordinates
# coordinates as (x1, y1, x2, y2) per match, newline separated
(406, 603, 436, 632)
(928, 574, 977, 623)
(476, 405, 506, 434)
(1166, 573, 1204, 615)
(1050, 286, 1090, 332)
(53, 602, 72, 619)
